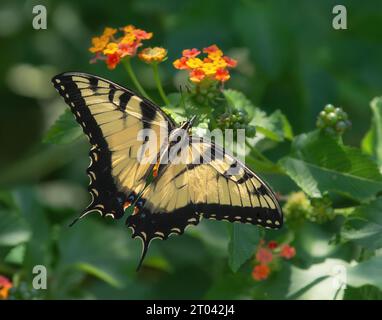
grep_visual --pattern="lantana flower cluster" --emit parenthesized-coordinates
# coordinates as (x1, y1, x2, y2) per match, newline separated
(173, 45, 237, 83)
(316, 104, 351, 136)
(252, 240, 296, 281)
(89, 25, 160, 69)
(88, 25, 239, 110)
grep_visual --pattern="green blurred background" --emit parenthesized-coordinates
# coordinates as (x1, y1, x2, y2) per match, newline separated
(0, 0, 381, 299)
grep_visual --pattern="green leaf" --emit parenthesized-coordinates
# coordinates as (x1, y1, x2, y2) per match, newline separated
(0, 209, 30, 247)
(280, 131, 382, 201)
(13, 187, 51, 278)
(251, 109, 293, 142)
(347, 256, 382, 291)
(287, 259, 348, 300)
(74, 262, 120, 288)
(4, 243, 26, 265)
(341, 198, 382, 250)
(223, 89, 255, 119)
(43, 109, 82, 144)
(57, 219, 131, 288)
(344, 285, 382, 300)
(227, 224, 259, 272)
(206, 271, 253, 299)
(361, 97, 382, 171)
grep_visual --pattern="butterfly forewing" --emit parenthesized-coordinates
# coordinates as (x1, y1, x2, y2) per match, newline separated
(52, 72, 175, 220)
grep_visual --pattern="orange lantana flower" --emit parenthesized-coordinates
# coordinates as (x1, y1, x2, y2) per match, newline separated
(255, 248, 273, 264)
(280, 244, 296, 259)
(173, 57, 189, 70)
(182, 48, 201, 58)
(106, 53, 121, 70)
(133, 28, 153, 40)
(173, 44, 237, 83)
(203, 44, 220, 54)
(190, 69, 205, 82)
(252, 265, 270, 281)
(215, 68, 230, 82)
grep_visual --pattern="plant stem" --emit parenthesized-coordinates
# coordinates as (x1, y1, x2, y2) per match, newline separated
(122, 58, 150, 99)
(152, 63, 170, 106)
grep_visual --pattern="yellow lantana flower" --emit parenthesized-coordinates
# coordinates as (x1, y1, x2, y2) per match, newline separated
(186, 58, 204, 69)
(202, 63, 218, 76)
(213, 58, 227, 69)
(120, 33, 136, 45)
(103, 42, 119, 55)
(208, 50, 223, 60)
(102, 27, 117, 37)
(89, 35, 110, 53)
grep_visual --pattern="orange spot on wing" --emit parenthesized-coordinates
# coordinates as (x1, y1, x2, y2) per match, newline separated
(123, 201, 131, 210)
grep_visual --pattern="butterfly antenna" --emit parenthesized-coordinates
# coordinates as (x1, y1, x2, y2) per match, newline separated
(136, 239, 150, 271)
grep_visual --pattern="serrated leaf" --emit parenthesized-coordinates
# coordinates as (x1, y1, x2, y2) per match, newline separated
(43, 109, 82, 144)
(227, 224, 259, 272)
(280, 131, 382, 201)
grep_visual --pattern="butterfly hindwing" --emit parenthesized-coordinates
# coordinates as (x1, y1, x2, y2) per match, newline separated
(188, 137, 283, 228)
(126, 137, 283, 268)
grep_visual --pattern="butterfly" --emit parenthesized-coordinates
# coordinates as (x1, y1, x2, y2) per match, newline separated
(52, 72, 283, 270)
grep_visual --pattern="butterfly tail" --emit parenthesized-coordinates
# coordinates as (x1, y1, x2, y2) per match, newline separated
(68, 210, 91, 227)
(136, 239, 150, 271)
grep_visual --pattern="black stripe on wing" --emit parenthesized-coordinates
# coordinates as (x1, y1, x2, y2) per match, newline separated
(51, 73, 134, 219)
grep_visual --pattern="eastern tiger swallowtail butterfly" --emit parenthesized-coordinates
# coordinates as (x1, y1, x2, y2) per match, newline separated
(52, 72, 283, 270)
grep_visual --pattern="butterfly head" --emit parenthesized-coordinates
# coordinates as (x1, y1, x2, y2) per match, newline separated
(179, 115, 196, 131)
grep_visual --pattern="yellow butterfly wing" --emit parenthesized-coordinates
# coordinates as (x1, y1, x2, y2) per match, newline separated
(52, 72, 175, 220)
(126, 136, 283, 268)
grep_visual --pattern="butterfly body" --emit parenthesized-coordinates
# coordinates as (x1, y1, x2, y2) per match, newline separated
(52, 72, 283, 269)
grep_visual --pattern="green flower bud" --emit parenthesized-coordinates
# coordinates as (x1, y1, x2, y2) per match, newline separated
(326, 112, 338, 124)
(324, 104, 335, 113)
(335, 120, 347, 132)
